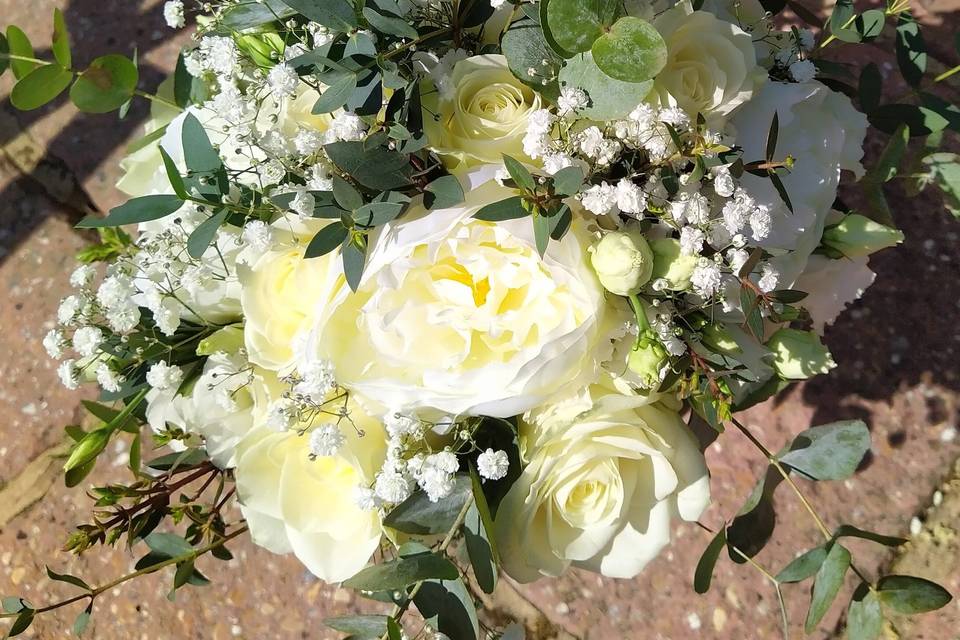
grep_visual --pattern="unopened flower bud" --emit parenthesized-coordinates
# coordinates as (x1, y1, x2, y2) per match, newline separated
(590, 228, 654, 296)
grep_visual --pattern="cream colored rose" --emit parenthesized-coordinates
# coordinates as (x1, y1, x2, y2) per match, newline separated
(117, 77, 182, 197)
(494, 385, 710, 581)
(423, 55, 544, 170)
(234, 401, 387, 583)
(240, 245, 341, 373)
(307, 166, 621, 418)
(652, 6, 766, 119)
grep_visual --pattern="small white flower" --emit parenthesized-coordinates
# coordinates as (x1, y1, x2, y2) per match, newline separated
(290, 189, 316, 219)
(542, 152, 574, 175)
(691, 259, 723, 297)
(577, 127, 620, 165)
(294, 360, 336, 398)
(580, 182, 619, 216)
(774, 48, 795, 67)
(146, 360, 183, 391)
(374, 470, 413, 504)
(58, 359, 79, 390)
(266, 397, 299, 432)
(679, 227, 706, 256)
(43, 329, 67, 359)
(726, 248, 750, 274)
(325, 112, 367, 142)
(267, 63, 299, 97)
(757, 263, 780, 293)
(57, 295, 82, 325)
(477, 448, 509, 480)
(556, 86, 589, 116)
(155, 301, 182, 337)
(306, 164, 334, 191)
(798, 29, 815, 52)
(526, 109, 555, 136)
(294, 128, 324, 156)
(97, 275, 135, 310)
(308, 423, 346, 457)
(306, 23, 334, 48)
(788, 59, 817, 83)
(69, 264, 96, 288)
(749, 205, 773, 241)
(713, 166, 735, 198)
(163, 0, 185, 29)
(385, 412, 422, 439)
(489, 0, 507, 8)
(107, 303, 141, 334)
(242, 220, 273, 252)
(199, 36, 238, 77)
(95, 362, 122, 393)
(72, 326, 104, 358)
(615, 179, 646, 215)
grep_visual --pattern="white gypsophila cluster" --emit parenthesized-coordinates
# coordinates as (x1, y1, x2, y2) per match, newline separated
(266, 63, 299, 97)
(477, 448, 509, 480)
(163, 0, 185, 29)
(308, 423, 346, 457)
(410, 451, 460, 502)
(146, 360, 184, 391)
(556, 86, 589, 116)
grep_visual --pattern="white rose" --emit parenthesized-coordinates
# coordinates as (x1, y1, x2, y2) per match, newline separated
(117, 77, 182, 197)
(240, 245, 342, 373)
(308, 166, 622, 418)
(652, 5, 766, 119)
(494, 385, 710, 581)
(792, 254, 876, 333)
(423, 55, 545, 170)
(233, 402, 387, 583)
(732, 81, 867, 283)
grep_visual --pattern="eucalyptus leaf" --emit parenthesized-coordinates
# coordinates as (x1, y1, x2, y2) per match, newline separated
(181, 113, 223, 172)
(694, 528, 727, 594)
(187, 209, 229, 259)
(70, 54, 139, 113)
(312, 72, 358, 113)
(52, 8, 72, 69)
(551, 165, 584, 196)
(424, 174, 465, 210)
(533, 213, 550, 257)
(343, 553, 459, 591)
(464, 468, 498, 594)
(280, 0, 358, 30)
(342, 237, 367, 291)
(833, 524, 905, 547)
(804, 542, 851, 633)
(10, 64, 73, 110)
(474, 196, 528, 222)
(591, 17, 667, 83)
(500, 17, 562, 98)
(6, 26, 36, 79)
(877, 575, 953, 614)
(76, 195, 184, 228)
(45, 567, 91, 591)
(305, 223, 349, 258)
(73, 608, 92, 636)
(414, 578, 481, 640)
(220, 0, 296, 30)
(558, 52, 652, 120)
(325, 614, 390, 637)
(384, 475, 472, 534)
(778, 420, 870, 481)
(325, 141, 412, 190)
(503, 154, 536, 192)
(144, 532, 194, 559)
(545, 0, 619, 53)
(847, 584, 883, 640)
(869, 103, 949, 136)
(362, 7, 418, 40)
(776, 545, 827, 583)
(895, 13, 926, 87)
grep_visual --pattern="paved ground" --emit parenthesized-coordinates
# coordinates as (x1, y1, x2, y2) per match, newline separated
(0, 1, 959, 639)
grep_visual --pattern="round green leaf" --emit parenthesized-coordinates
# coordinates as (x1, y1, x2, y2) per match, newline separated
(70, 54, 139, 114)
(877, 575, 953, 614)
(52, 8, 72, 69)
(591, 16, 667, 83)
(10, 64, 74, 110)
(545, 0, 620, 54)
(6, 25, 36, 80)
(558, 52, 653, 120)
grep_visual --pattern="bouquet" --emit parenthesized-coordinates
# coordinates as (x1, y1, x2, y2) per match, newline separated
(1, 0, 957, 637)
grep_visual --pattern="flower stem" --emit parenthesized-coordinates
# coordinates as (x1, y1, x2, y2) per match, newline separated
(133, 90, 183, 112)
(0, 525, 247, 619)
(934, 64, 960, 83)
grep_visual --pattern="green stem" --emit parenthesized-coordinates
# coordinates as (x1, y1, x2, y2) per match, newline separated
(0, 526, 247, 619)
(934, 64, 960, 83)
(379, 496, 474, 640)
(0, 53, 48, 65)
(134, 90, 183, 112)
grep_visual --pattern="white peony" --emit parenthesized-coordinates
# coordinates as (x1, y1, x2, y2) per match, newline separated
(239, 244, 342, 373)
(233, 401, 387, 583)
(308, 166, 621, 418)
(793, 254, 876, 333)
(651, 5, 766, 120)
(732, 81, 867, 284)
(494, 384, 710, 581)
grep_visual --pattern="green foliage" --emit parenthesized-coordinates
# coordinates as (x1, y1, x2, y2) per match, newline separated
(385, 474, 472, 535)
(590, 16, 667, 83)
(413, 578, 480, 640)
(424, 175, 465, 210)
(778, 420, 870, 481)
(6, 25, 36, 79)
(10, 63, 74, 110)
(325, 615, 390, 637)
(847, 584, 883, 640)
(52, 8, 71, 69)
(804, 542, 851, 632)
(76, 195, 185, 228)
(343, 552, 459, 591)
(70, 54, 139, 113)
(557, 52, 653, 120)
(693, 527, 727, 594)
(464, 468, 499, 594)
(500, 16, 563, 98)
(877, 575, 953, 614)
